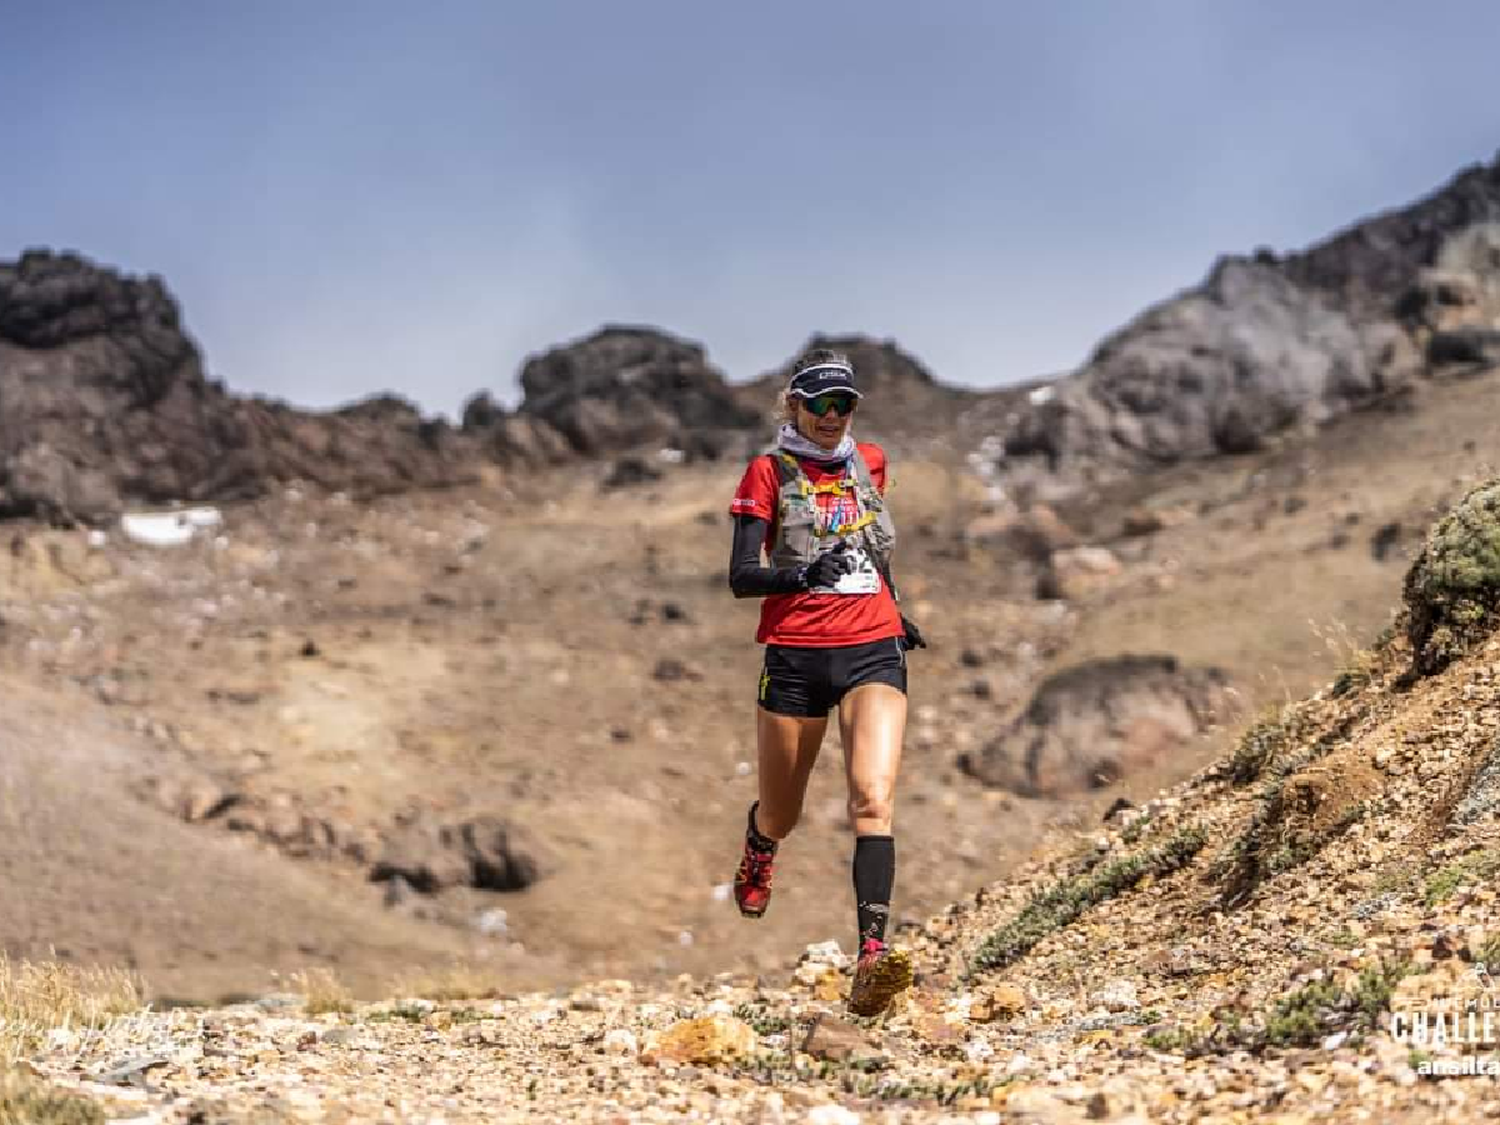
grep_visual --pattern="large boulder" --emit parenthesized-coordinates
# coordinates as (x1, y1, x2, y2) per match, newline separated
(473, 325, 760, 462)
(997, 257, 1417, 487)
(993, 154, 1500, 492)
(959, 654, 1231, 798)
(369, 811, 541, 894)
(0, 250, 480, 522)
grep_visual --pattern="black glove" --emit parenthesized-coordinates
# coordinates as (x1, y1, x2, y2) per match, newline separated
(802, 548, 854, 590)
(900, 614, 927, 649)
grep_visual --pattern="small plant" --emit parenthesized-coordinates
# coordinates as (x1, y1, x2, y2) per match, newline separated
(1143, 1025, 1194, 1051)
(383, 964, 499, 1002)
(1218, 721, 1369, 910)
(290, 967, 354, 1016)
(1425, 849, 1500, 906)
(1264, 959, 1413, 1048)
(364, 1002, 429, 1024)
(731, 1003, 794, 1037)
(1353, 959, 1411, 1023)
(1372, 863, 1419, 896)
(1141, 960, 1411, 1056)
(969, 826, 1207, 974)
(1264, 978, 1344, 1047)
(1477, 934, 1500, 969)
(1120, 810, 1154, 845)
(1227, 708, 1299, 785)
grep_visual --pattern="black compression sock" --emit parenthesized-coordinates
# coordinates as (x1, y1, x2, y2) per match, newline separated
(748, 801, 778, 852)
(853, 834, 895, 945)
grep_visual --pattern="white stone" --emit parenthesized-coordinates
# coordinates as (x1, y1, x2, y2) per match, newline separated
(1093, 979, 1140, 1011)
(602, 1028, 638, 1055)
(807, 1106, 860, 1125)
(799, 940, 848, 968)
(476, 908, 508, 936)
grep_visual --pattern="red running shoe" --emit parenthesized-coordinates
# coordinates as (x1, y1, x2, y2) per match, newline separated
(847, 938, 913, 1016)
(733, 804, 776, 918)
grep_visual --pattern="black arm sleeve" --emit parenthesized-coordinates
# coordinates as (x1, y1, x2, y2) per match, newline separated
(728, 515, 808, 598)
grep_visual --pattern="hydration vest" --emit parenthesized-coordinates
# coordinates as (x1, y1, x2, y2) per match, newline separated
(767, 449, 897, 577)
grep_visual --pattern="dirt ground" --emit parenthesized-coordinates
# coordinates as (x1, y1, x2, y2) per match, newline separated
(3, 367, 1498, 1004)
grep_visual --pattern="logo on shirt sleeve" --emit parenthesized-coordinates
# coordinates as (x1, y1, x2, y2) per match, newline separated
(731, 498, 763, 515)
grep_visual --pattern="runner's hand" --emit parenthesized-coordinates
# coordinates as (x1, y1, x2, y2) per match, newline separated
(901, 615, 927, 649)
(803, 549, 854, 589)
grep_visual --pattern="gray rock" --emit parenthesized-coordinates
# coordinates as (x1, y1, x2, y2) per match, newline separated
(93, 1053, 172, 1086)
(960, 654, 1231, 798)
(993, 157, 1500, 492)
(370, 812, 541, 894)
(483, 325, 759, 460)
(801, 1013, 883, 1064)
(0, 250, 481, 523)
(999, 258, 1417, 487)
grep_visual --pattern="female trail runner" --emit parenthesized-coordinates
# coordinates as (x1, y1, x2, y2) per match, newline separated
(725, 348, 926, 1016)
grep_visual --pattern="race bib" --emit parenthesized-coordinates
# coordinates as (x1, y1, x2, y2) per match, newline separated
(812, 544, 881, 595)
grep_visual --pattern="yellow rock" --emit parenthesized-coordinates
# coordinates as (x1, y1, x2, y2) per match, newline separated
(644, 1016, 758, 1066)
(984, 983, 1027, 1017)
(812, 969, 845, 1002)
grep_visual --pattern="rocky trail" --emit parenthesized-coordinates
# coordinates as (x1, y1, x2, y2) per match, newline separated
(15, 485, 1500, 1122)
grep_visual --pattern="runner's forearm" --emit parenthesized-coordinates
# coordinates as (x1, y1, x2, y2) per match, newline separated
(728, 515, 808, 597)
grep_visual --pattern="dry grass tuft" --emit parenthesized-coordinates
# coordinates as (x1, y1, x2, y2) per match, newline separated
(289, 967, 354, 1016)
(0, 1063, 104, 1125)
(0, 954, 142, 1063)
(384, 963, 503, 1003)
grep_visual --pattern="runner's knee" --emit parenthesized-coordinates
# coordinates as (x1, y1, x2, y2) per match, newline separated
(848, 790, 893, 826)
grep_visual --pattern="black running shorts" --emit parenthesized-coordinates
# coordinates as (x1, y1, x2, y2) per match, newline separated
(758, 637, 907, 717)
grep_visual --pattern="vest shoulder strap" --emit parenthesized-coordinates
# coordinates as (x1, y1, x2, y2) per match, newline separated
(772, 451, 801, 484)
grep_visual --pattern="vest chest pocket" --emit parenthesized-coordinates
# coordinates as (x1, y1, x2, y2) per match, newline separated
(773, 498, 819, 565)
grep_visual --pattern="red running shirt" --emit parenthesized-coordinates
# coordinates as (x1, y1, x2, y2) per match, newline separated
(729, 442, 903, 647)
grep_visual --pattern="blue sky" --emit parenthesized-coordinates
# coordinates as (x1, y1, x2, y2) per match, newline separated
(3, 2, 1497, 418)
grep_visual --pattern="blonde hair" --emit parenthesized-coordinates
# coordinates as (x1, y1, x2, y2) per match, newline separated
(777, 347, 853, 425)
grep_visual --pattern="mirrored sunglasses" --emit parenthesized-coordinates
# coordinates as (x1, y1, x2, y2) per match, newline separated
(802, 393, 857, 417)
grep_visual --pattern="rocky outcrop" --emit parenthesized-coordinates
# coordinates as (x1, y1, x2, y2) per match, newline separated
(959, 654, 1231, 798)
(736, 335, 985, 443)
(0, 256, 779, 521)
(463, 326, 761, 466)
(997, 258, 1418, 489)
(994, 154, 1500, 493)
(370, 811, 541, 894)
(0, 250, 480, 522)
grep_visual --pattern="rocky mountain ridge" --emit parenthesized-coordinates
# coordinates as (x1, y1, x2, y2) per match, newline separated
(11, 152, 1500, 525)
(993, 152, 1500, 499)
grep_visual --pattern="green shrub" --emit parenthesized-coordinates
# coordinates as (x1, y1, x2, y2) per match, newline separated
(1424, 849, 1500, 906)
(1404, 480, 1500, 676)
